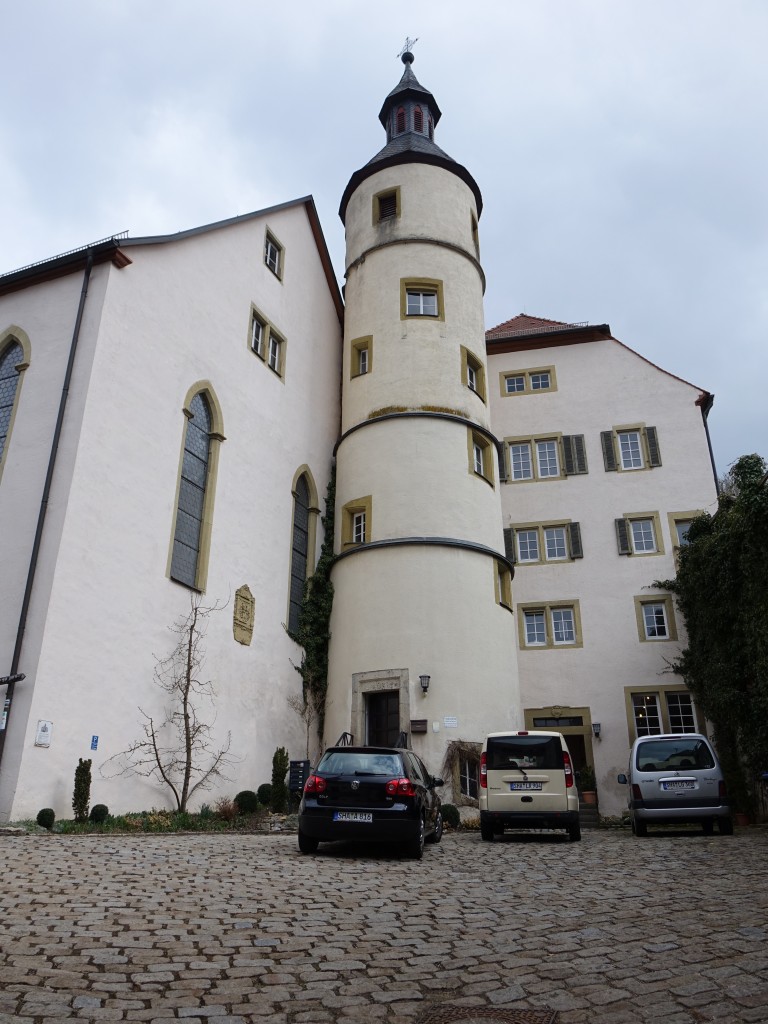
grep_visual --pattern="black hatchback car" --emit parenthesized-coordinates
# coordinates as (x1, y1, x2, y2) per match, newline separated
(298, 745, 444, 858)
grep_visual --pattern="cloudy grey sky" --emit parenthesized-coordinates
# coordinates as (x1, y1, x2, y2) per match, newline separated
(2, 1, 766, 474)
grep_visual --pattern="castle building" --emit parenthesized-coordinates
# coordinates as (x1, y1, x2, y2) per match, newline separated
(0, 54, 717, 823)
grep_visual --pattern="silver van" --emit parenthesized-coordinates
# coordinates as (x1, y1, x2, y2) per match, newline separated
(618, 733, 732, 836)
(479, 730, 581, 841)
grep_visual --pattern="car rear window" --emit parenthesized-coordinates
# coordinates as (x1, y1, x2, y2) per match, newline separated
(316, 751, 403, 776)
(486, 735, 564, 770)
(635, 738, 715, 772)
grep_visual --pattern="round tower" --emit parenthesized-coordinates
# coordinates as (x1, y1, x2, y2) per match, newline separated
(325, 51, 521, 791)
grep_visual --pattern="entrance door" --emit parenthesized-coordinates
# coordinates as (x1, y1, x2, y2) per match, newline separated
(367, 691, 400, 746)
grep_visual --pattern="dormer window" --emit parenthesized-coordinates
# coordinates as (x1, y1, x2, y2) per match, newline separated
(395, 106, 406, 134)
(414, 105, 423, 133)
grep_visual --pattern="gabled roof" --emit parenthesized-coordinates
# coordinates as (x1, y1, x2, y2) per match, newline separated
(0, 197, 344, 324)
(485, 311, 713, 405)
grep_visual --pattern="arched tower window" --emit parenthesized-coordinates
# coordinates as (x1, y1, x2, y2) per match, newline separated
(0, 337, 26, 474)
(395, 106, 406, 134)
(413, 105, 423, 133)
(288, 474, 311, 633)
(170, 387, 224, 590)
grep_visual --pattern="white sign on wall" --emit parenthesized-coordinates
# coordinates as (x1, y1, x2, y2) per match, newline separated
(35, 720, 53, 747)
(443, 716, 458, 728)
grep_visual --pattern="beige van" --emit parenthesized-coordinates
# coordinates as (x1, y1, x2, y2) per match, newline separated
(479, 730, 581, 841)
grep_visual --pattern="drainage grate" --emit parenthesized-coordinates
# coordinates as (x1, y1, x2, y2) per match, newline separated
(416, 1007, 559, 1024)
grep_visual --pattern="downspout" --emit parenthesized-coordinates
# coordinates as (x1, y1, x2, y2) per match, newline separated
(699, 393, 719, 494)
(0, 251, 94, 777)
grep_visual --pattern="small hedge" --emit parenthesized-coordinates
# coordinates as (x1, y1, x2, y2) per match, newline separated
(441, 803, 460, 829)
(89, 804, 109, 824)
(234, 790, 259, 814)
(36, 808, 56, 830)
(257, 783, 272, 806)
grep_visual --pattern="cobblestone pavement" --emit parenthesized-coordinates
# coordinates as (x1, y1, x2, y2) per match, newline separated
(2, 827, 767, 1024)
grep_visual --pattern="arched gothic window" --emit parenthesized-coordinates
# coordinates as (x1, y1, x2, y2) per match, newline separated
(395, 106, 406, 134)
(288, 474, 311, 633)
(0, 340, 24, 467)
(171, 392, 213, 588)
(414, 105, 423, 133)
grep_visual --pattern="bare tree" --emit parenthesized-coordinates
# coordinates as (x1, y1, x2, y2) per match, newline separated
(286, 689, 325, 761)
(102, 598, 236, 811)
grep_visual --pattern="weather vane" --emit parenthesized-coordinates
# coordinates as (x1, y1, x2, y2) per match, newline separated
(397, 37, 419, 59)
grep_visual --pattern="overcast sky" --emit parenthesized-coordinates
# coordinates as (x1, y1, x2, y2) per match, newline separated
(2, 1, 766, 475)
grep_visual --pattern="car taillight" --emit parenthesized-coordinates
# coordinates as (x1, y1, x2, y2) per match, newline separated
(385, 777, 416, 797)
(304, 774, 326, 794)
(480, 752, 487, 789)
(631, 784, 642, 800)
(563, 751, 574, 788)
(719, 781, 728, 800)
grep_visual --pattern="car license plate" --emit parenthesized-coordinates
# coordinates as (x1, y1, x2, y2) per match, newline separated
(662, 780, 695, 791)
(509, 782, 542, 791)
(333, 811, 373, 822)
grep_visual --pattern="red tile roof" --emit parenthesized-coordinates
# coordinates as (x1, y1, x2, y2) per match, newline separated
(486, 313, 587, 339)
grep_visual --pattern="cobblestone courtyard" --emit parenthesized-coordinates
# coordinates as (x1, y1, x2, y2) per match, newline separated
(2, 827, 767, 1024)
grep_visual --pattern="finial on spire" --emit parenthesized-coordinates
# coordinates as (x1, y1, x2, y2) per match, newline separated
(397, 37, 418, 63)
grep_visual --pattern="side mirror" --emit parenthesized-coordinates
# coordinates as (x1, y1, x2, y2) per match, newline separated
(617, 773, 627, 785)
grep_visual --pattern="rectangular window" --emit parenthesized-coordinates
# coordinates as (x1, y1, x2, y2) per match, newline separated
(544, 527, 567, 560)
(401, 278, 444, 321)
(517, 529, 539, 562)
(619, 430, 643, 470)
(631, 518, 657, 553)
(264, 232, 283, 278)
(495, 560, 513, 610)
(268, 332, 283, 374)
(459, 757, 479, 800)
(675, 521, 692, 546)
(352, 511, 366, 544)
(378, 191, 397, 220)
(501, 366, 557, 397)
(519, 603, 582, 649)
(635, 596, 677, 641)
(461, 347, 486, 401)
(406, 289, 438, 316)
(524, 611, 547, 646)
(629, 689, 698, 738)
(473, 441, 484, 475)
(551, 608, 575, 644)
(250, 313, 265, 358)
(510, 442, 533, 480)
(467, 363, 477, 392)
(536, 440, 559, 478)
(602, 425, 662, 472)
(350, 336, 372, 379)
(468, 430, 494, 484)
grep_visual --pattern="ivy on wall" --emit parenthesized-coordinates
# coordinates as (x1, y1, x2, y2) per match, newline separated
(658, 453, 768, 812)
(288, 466, 336, 742)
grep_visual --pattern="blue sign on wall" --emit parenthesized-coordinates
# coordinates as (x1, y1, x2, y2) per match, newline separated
(91, 735, 98, 750)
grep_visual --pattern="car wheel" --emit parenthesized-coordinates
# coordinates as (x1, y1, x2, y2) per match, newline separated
(568, 822, 581, 842)
(702, 819, 714, 835)
(633, 818, 648, 837)
(408, 817, 425, 859)
(427, 810, 443, 844)
(480, 822, 494, 842)
(298, 829, 319, 854)
(718, 816, 734, 836)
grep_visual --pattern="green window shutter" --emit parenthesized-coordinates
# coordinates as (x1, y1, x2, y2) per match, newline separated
(645, 426, 662, 467)
(563, 434, 588, 475)
(601, 431, 617, 472)
(615, 517, 631, 555)
(568, 522, 583, 559)
(503, 527, 516, 563)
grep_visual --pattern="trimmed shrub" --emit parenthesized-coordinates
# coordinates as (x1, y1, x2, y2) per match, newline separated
(36, 808, 55, 830)
(234, 790, 259, 814)
(72, 757, 92, 822)
(441, 803, 460, 829)
(257, 783, 272, 806)
(270, 747, 290, 813)
(89, 804, 109, 824)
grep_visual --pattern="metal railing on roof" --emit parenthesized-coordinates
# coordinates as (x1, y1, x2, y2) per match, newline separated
(1, 231, 129, 279)
(486, 321, 588, 340)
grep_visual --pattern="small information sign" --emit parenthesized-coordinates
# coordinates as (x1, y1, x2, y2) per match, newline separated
(91, 735, 99, 750)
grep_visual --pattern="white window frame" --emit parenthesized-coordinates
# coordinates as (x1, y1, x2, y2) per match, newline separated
(358, 347, 369, 375)
(505, 375, 525, 394)
(631, 518, 657, 554)
(524, 611, 547, 647)
(265, 235, 282, 277)
(536, 439, 559, 478)
(618, 429, 644, 470)
(510, 442, 533, 480)
(516, 529, 539, 563)
(406, 289, 438, 316)
(251, 314, 265, 358)
(268, 333, 282, 373)
(473, 441, 484, 476)
(544, 526, 567, 561)
(467, 363, 477, 393)
(642, 602, 669, 639)
(530, 371, 551, 391)
(352, 511, 366, 545)
(551, 607, 575, 645)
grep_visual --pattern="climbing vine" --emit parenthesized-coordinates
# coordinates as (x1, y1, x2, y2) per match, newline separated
(288, 466, 336, 742)
(658, 453, 768, 812)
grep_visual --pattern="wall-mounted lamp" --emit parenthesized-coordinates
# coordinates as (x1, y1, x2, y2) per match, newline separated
(592, 722, 601, 739)
(419, 674, 431, 695)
